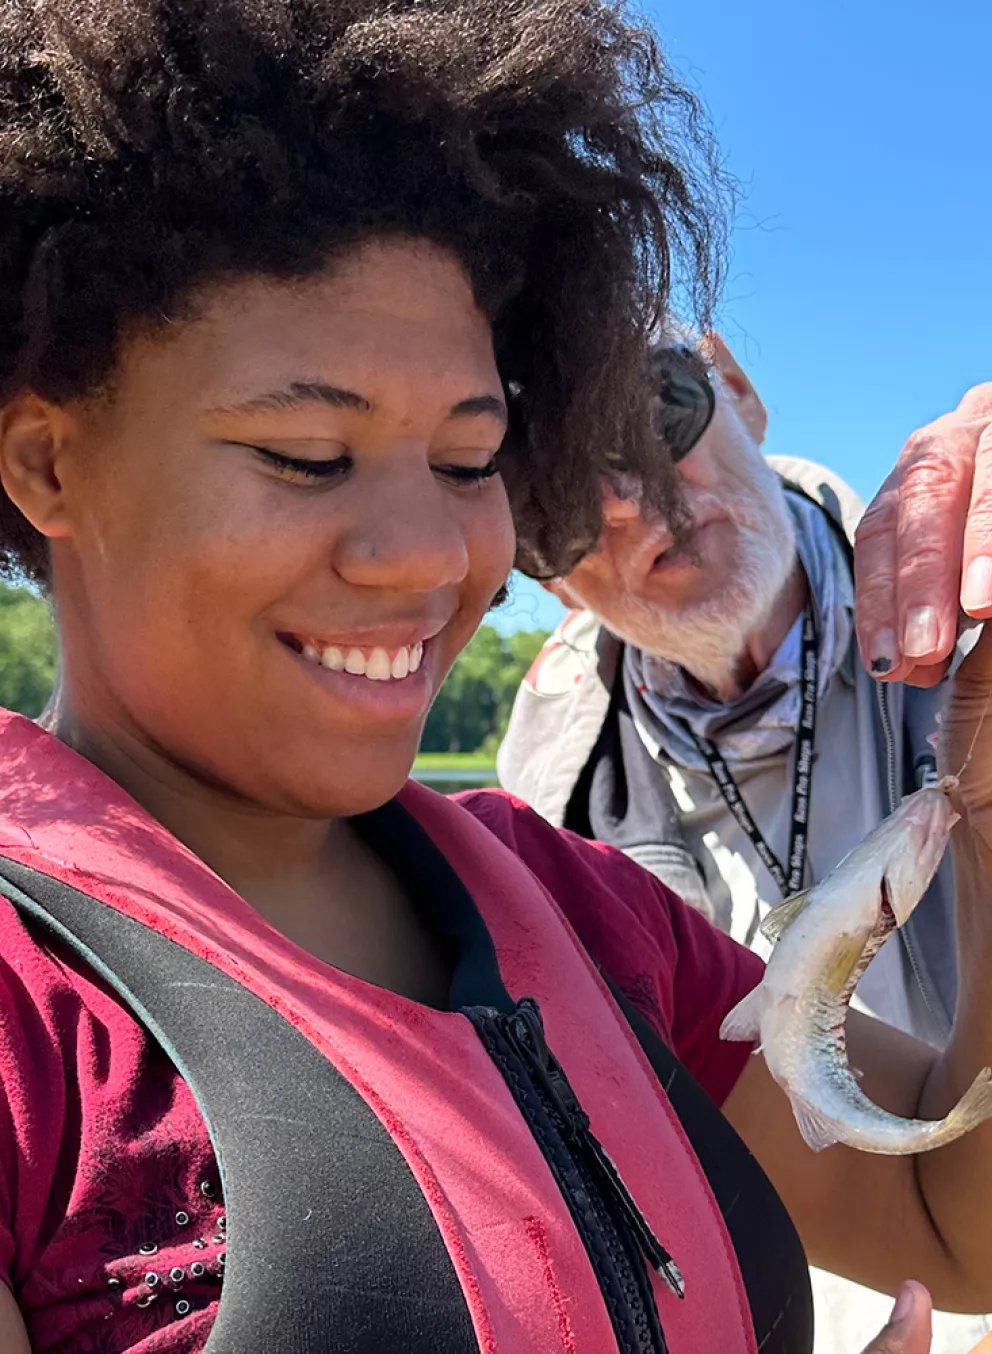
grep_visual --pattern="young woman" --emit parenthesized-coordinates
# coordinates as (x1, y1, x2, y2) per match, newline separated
(0, 3, 991, 1352)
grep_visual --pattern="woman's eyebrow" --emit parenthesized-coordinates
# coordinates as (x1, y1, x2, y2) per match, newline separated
(205, 381, 371, 416)
(448, 394, 507, 425)
(205, 383, 507, 424)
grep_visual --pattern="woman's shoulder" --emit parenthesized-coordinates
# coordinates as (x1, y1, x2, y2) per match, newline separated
(0, 892, 219, 1347)
(0, 889, 152, 1161)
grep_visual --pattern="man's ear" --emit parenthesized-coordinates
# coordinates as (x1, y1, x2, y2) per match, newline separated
(0, 394, 74, 541)
(702, 333, 768, 446)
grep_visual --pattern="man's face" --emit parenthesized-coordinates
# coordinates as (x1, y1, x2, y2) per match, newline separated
(551, 337, 797, 668)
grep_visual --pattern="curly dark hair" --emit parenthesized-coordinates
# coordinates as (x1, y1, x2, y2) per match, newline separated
(0, 0, 728, 585)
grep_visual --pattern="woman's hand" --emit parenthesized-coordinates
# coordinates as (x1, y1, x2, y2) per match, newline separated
(861, 1282, 932, 1354)
(860, 1281, 992, 1354)
(854, 382, 992, 687)
(937, 621, 992, 850)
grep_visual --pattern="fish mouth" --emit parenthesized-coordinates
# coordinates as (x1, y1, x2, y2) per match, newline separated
(879, 878, 895, 928)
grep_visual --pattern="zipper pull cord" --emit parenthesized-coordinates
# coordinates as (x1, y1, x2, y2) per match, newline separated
(582, 1131, 686, 1299)
(508, 999, 685, 1300)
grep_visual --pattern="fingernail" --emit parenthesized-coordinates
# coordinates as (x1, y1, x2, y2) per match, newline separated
(963, 556, 992, 613)
(890, 1282, 915, 1323)
(903, 605, 939, 658)
(869, 629, 898, 675)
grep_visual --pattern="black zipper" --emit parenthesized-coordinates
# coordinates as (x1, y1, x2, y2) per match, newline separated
(876, 680, 899, 815)
(466, 997, 682, 1354)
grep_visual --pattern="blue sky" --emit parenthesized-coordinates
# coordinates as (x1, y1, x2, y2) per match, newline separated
(492, 0, 992, 636)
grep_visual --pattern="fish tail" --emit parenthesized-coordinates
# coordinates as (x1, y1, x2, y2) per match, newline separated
(945, 1067, 992, 1135)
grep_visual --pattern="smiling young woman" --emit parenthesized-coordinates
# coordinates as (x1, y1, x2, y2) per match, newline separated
(2, 3, 992, 1354)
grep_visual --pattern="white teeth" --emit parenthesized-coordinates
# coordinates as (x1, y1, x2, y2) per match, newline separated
(302, 640, 427, 680)
(366, 647, 392, 682)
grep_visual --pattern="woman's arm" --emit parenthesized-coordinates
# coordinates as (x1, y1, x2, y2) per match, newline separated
(722, 1010, 979, 1306)
(0, 1282, 29, 1353)
(724, 624, 992, 1313)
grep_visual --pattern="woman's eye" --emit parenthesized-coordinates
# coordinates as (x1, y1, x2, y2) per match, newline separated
(249, 446, 351, 482)
(437, 457, 501, 485)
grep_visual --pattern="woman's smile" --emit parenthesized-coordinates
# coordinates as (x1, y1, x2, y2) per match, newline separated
(277, 629, 439, 722)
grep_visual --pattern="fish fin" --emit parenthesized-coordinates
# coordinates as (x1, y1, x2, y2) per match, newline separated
(759, 889, 813, 944)
(719, 985, 766, 1043)
(791, 1098, 842, 1153)
(947, 1067, 992, 1134)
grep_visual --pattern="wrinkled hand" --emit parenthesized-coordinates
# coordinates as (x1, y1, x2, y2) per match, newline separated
(855, 383, 992, 688)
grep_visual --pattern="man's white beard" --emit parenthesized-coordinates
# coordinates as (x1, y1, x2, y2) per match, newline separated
(596, 482, 799, 695)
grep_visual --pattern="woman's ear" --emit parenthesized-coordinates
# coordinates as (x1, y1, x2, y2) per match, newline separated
(0, 394, 74, 540)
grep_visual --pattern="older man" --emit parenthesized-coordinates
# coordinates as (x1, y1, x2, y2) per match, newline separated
(497, 335, 990, 1353)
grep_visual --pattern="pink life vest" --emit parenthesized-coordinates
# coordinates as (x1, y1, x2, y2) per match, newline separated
(0, 711, 761, 1352)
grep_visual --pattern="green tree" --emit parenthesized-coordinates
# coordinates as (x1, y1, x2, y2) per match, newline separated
(421, 624, 547, 754)
(0, 584, 57, 717)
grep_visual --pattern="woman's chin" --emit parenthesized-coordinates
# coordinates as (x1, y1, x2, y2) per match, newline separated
(276, 747, 421, 820)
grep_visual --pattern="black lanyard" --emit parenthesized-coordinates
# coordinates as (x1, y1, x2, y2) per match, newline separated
(683, 602, 819, 899)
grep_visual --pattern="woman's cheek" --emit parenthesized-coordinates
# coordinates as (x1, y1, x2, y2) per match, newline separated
(472, 481, 516, 583)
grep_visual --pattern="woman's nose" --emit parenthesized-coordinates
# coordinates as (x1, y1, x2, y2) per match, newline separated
(334, 457, 470, 593)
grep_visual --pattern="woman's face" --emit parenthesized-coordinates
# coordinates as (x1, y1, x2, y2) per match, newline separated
(35, 239, 515, 816)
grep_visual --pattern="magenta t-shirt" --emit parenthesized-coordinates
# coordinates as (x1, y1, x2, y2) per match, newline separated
(0, 715, 762, 1352)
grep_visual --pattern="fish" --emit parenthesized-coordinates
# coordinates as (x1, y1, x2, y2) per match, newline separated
(719, 779, 992, 1154)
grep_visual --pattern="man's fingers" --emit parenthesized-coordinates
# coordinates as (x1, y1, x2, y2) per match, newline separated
(962, 421, 992, 618)
(954, 381, 992, 420)
(860, 1281, 932, 1354)
(901, 659, 951, 690)
(856, 412, 983, 682)
(855, 476, 904, 678)
(892, 427, 974, 667)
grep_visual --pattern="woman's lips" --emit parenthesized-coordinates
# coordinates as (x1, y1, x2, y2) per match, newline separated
(278, 624, 443, 684)
(278, 633, 436, 723)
